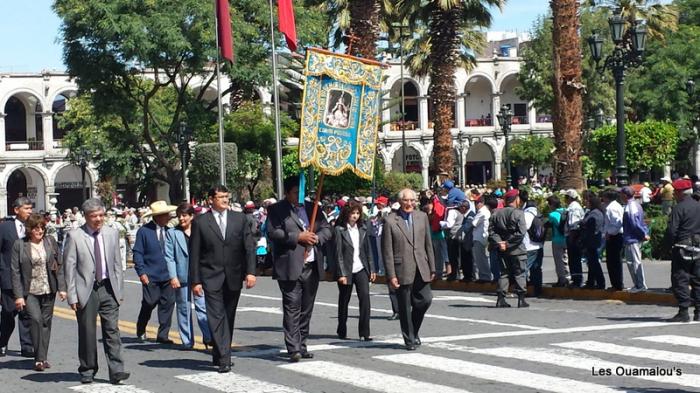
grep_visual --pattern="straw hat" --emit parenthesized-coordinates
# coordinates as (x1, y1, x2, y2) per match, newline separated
(142, 201, 177, 218)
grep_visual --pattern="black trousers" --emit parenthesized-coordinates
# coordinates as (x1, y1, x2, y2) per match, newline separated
(461, 246, 475, 281)
(278, 263, 319, 355)
(136, 280, 175, 341)
(585, 247, 606, 289)
(0, 289, 33, 351)
(567, 234, 583, 286)
(396, 272, 432, 345)
(446, 238, 460, 279)
(606, 234, 624, 290)
(76, 280, 124, 379)
(671, 250, 700, 309)
(25, 293, 56, 362)
(337, 269, 371, 338)
(204, 284, 241, 367)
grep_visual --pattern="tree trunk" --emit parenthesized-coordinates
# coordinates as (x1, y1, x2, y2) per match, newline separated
(550, 0, 585, 189)
(428, 7, 460, 178)
(348, 0, 380, 60)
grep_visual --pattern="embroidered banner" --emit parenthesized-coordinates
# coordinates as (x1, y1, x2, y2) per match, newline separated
(298, 48, 383, 180)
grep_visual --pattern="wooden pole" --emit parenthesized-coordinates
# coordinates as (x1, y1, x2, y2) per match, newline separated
(303, 172, 325, 261)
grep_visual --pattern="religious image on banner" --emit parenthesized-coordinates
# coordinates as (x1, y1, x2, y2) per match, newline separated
(298, 48, 383, 180)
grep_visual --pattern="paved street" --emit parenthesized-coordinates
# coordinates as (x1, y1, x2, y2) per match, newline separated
(0, 268, 698, 393)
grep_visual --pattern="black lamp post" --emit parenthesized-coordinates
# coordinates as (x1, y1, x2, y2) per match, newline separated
(497, 104, 513, 187)
(177, 121, 193, 202)
(76, 147, 91, 202)
(588, 9, 647, 186)
(392, 23, 410, 173)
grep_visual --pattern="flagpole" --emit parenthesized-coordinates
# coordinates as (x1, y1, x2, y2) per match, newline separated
(269, 0, 284, 199)
(214, 0, 226, 186)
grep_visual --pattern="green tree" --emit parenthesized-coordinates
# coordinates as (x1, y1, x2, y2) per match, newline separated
(588, 120, 679, 175)
(509, 135, 555, 176)
(189, 143, 239, 200)
(381, 172, 423, 197)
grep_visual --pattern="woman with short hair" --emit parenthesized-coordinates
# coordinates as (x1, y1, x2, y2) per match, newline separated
(11, 213, 66, 371)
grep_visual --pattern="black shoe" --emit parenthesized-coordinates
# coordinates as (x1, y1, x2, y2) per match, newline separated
(668, 309, 690, 323)
(360, 336, 373, 342)
(694, 310, 699, 322)
(136, 334, 146, 342)
(496, 295, 511, 308)
(475, 279, 491, 284)
(388, 313, 399, 321)
(80, 375, 94, 384)
(290, 352, 302, 362)
(567, 282, 583, 289)
(301, 352, 314, 359)
(156, 338, 175, 345)
(337, 333, 347, 340)
(0, 347, 6, 357)
(203, 339, 214, 350)
(218, 364, 231, 373)
(517, 295, 530, 308)
(20, 349, 35, 358)
(405, 344, 416, 351)
(582, 283, 595, 289)
(414, 337, 421, 346)
(110, 372, 130, 385)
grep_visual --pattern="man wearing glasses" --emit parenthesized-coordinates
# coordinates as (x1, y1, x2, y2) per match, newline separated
(382, 188, 435, 351)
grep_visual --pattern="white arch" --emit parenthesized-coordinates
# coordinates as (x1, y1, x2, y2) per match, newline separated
(48, 87, 78, 109)
(464, 72, 498, 95)
(49, 161, 96, 187)
(496, 71, 520, 94)
(385, 75, 424, 97)
(479, 138, 501, 162)
(0, 87, 47, 113)
(1, 163, 51, 190)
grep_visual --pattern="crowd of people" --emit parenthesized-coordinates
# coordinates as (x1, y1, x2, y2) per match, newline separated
(0, 173, 699, 384)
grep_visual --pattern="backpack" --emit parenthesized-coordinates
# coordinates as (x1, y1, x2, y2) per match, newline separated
(460, 210, 476, 250)
(527, 212, 547, 243)
(557, 209, 568, 235)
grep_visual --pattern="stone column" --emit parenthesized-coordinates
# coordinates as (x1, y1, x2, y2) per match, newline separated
(421, 158, 430, 190)
(528, 105, 537, 127)
(492, 94, 501, 128)
(382, 101, 392, 134)
(455, 97, 465, 130)
(695, 142, 700, 178)
(663, 164, 672, 179)
(0, 187, 7, 218)
(45, 185, 56, 215)
(419, 96, 429, 130)
(494, 160, 502, 181)
(0, 114, 6, 153)
(42, 112, 54, 152)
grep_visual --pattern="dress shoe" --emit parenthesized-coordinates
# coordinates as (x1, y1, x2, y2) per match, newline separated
(360, 336, 373, 342)
(203, 339, 214, 350)
(668, 308, 690, 323)
(405, 344, 416, 351)
(495, 295, 511, 308)
(582, 283, 595, 290)
(136, 334, 146, 342)
(289, 352, 302, 362)
(20, 349, 35, 358)
(218, 364, 231, 373)
(0, 346, 6, 357)
(517, 294, 530, 308)
(80, 375, 94, 384)
(42, 361, 51, 369)
(694, 309, 699, 322)
(337, 333, 347, 340)
(301, 352, 314, 359)
(156, 338, 175, 345)
(414, 337, 421, 346)
(33, 362, 45, 372)
(387, 313, 399, 321)
(110, 371, 131, 385)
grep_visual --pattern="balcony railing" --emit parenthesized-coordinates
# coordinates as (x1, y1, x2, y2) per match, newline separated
(6, 140, 44, 151)
(465, 118, 493, 127)
(511, 116, 529, 125)
(536, 115, 553, 123)
(390, 121, 418, 131)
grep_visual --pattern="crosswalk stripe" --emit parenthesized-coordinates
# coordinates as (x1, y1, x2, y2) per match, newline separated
(633, 335, 700, 348)
(471, 346, 699, 389)
(279, 360, 472, 393)
(69, 383, 153, 393)
(375, 353, 625, 393)
(176, 371, 306, 393)
(554, 340, 700, 365)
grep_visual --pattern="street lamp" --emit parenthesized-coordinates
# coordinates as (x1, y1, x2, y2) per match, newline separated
(588, 8, 647, 186)
(76, 147, 91, 202)
(497, 104, 513, 187)
(392, 23, 411, 173)
(177, 120, 193, 202)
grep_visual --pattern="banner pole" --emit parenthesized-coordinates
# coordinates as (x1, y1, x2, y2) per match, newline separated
(269, 0, 285, 199)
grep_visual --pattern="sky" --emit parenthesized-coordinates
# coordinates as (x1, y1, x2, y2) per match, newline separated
(0, 0, 558, 73)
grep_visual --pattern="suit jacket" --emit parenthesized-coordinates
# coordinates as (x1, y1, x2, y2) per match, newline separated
(333, 224, 374, 284)
(133, 221, 172, 282)
(11, 236, 66, 299)
(164, 227, 189, 284)
(267, 200, 332, 281)
(189, 210, 256, 291)
(0, 220, 20, 290)
(381, 210, 435, 285)
(63, 225, 124, 307)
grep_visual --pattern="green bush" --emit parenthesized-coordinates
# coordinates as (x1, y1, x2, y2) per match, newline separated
(382, 172, 423, 198)
(646, 214, 670, 260)
(189, 143, 238, 200)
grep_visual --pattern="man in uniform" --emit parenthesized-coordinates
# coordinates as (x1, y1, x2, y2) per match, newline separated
(666, 178, 700, 322)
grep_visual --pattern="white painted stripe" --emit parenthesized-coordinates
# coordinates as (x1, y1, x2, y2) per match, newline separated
(375, 353, 627, 393)
(236, 306, 283, 315)
(177, 371, 306, 393)
(234, 336, 405, 358)
(432, 295, 493, 303)
(279, 360, 472, 393)
(70, 384, 153, 393)
(554, 341, 700, 365)
(471, 346, 700, 389)
(633, 334, 700, 348)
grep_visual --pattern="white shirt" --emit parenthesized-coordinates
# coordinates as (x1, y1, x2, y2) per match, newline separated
(212, 209, 228, 237)
(472, 205, 490, 244)
(86, 225, 109, 280)
(15, 219, 25, 239)
(347, 224, 364, 274)
(604, 200, 624, 236)
(566, 201, 585, 233)
(640, 187, 652, 203)
(523, 207, 543, 251)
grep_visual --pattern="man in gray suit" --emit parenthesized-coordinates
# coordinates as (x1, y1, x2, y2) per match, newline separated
(382, 188, 435, 351)
(63, 198, 130, 385)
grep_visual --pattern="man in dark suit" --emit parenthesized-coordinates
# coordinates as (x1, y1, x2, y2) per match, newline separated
(133, 201, 177, 344)
(63, 198, 129, 385)
(268, 176, 332, 362)
(190, 185, 256, 373)
(0, 197, 34, 357)
(382, 188, 435, 350)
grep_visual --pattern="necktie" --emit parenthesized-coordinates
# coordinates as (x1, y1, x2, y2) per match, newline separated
(19, 222, 25, 238)
(94, 231, 102, 281)
(159, 228, 166, 252)
(218, 213, 226, 239)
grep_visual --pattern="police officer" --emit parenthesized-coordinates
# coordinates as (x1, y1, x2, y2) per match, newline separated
(666, 178, 700, 322)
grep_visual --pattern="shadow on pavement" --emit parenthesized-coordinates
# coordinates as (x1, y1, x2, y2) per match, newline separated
(597, 316, 668, 322)
(0, 359, 33, 370)
(140, 358, 213, 371)
(21, 372, 81, 383)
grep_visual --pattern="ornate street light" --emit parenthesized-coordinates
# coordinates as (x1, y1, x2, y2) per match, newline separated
(588, 8, 647, 186)
(178, 120, 193, 202)
(497, 104, 513, 187)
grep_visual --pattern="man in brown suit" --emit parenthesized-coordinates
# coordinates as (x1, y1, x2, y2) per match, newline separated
(382, 188, 435, 350)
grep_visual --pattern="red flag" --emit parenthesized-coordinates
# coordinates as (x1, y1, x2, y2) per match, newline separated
(216, 0, 234, 62)
(278, 0, 297, 52)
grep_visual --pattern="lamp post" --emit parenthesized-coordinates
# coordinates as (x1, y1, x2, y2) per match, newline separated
(177, 121, 193, 202)
(392, 23, 410, 173)
(588, 8, 647, 186)
(496, 104, 513, 188)
(76, 147, 91, 202)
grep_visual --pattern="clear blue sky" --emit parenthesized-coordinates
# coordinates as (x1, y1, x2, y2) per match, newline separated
(0, 0, 556, 73)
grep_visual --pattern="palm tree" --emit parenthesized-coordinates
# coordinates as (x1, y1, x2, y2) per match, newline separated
(398, 0, 504, 178)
